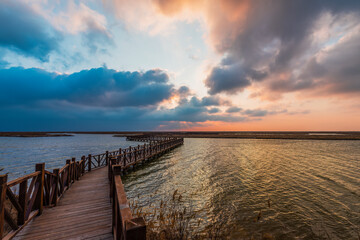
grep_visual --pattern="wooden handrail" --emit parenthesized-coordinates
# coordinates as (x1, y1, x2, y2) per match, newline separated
(111, 165, 146, 240)
(7, 172, 40, 188)
(0, 137, 183, 240)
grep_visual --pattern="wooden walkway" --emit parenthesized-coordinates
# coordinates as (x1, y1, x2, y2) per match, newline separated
(1, 137, 183, 240)
(14, 167, 112, 240)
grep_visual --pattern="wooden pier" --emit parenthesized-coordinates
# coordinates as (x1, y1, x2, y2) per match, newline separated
(0, 137, 184, 240)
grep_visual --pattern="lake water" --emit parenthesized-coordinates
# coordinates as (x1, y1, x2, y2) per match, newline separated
(0, 134, 139, 180)
(0, 135, 359, 239)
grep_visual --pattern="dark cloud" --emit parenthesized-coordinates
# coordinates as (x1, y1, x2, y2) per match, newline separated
(204, 0, 360, 97)
(0, 66, 250, 131)
(0, 106, 159, 131)
(0, 67, 174, 108)
(205, 64, 250, 95)
(226, 106, 242, 113)
(151, 96, 245, 123)
(208, 108, 220, 114)
(176, 86, 191, 97)
(189, 96, 230, 107)
(0, 1, 61, 61)
(316, 32, 360, 94)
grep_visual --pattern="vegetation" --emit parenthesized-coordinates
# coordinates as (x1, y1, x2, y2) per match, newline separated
(130, 190, 277, 240)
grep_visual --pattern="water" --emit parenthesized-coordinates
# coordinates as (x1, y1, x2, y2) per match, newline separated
(0, 134, 139, 180)
(123, 138, 360, 239)
(0, 136, 359, 239)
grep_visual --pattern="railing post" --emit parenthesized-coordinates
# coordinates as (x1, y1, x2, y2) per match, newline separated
(128, 147, 131, 165)
(71, 158, 76, 182)
(52, 168, 60, 206)
(113, 165, 122, 176)
(88, 154, 92, 172)
(81, 156, 85, 174)
(66, 160, 71, 189)
(109, 157, 117, 198)
(0, 174, 7, 238)
(125, 218, 146, 240)
(120, 148, 124, 167)
(106, 151, 109, 166)
(108, 157, 115, 182)
(35, 163, 45, 216)
(17, 178, 27, 225)
(76, 162, 80, 180)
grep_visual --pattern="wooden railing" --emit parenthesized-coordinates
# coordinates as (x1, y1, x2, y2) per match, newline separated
(0, 137, 183, 240)
(110, 165, 146, 239)
(109, 137, 183, 240)
(126, 135, 173, 142)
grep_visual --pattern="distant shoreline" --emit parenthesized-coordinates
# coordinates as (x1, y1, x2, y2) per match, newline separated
(0, 132, 73, 137)
(1, 131, 360, 140)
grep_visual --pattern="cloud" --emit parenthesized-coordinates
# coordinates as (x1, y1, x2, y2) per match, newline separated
(0, 59, 8, 68)
(205, 63, 267, 94)
(152, 97, 245, 123)
(189, 96, 231, 107)
(0, 0, 61, 61)
(208, 107, 220, 114)
(226, 106, 242, 113)
(0, 67, 174, 108)
(53, 1, 113, 52)
(175, 86, 192, 98)
(243, 109, 268, 117)
(151, 0, 360, 98)
(0, 66, 247, 131)
(243, 108, 287, 117)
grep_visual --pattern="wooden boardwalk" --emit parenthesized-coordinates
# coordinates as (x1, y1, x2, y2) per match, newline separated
(14, 167, 112, 240)
(0, 137, 183, 240)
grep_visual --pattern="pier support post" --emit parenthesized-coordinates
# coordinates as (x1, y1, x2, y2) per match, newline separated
(0, 174, 7, 238)
(35, 163, 45, 216)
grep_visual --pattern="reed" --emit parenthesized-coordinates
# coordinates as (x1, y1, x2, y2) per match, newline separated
(130, 190, 236, 240)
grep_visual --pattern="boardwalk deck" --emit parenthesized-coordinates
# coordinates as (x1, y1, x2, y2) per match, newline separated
(14, 167, 112, 240)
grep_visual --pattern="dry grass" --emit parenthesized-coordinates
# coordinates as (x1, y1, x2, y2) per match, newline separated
(130, 190, 234, 240)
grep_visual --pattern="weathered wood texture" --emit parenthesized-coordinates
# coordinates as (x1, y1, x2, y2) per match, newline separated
(14, 167, 112, 240)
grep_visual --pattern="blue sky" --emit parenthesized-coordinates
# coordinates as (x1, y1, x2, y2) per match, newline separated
(1, 0, 360, 131)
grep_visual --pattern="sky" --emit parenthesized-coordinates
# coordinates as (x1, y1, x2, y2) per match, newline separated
(0, 0, 360, 131)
